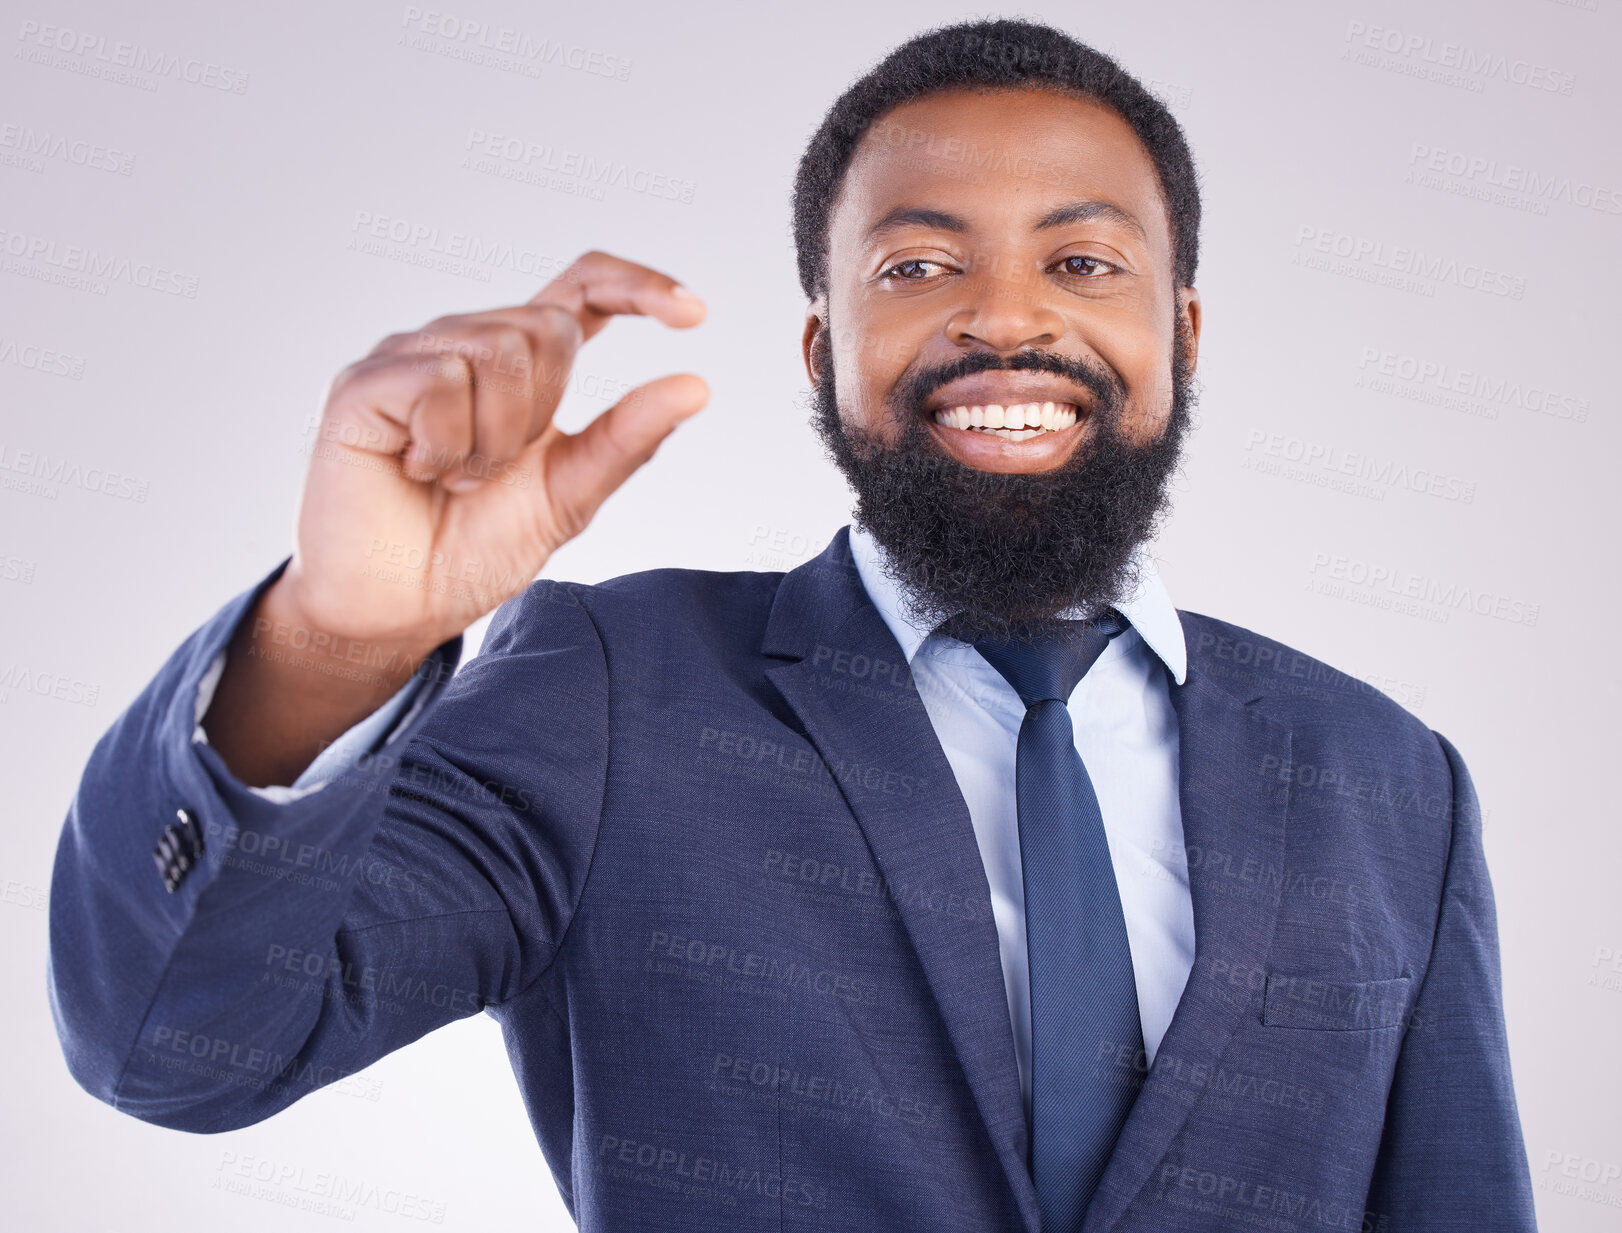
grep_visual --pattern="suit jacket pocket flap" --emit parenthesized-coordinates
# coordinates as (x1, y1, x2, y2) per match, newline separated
(1263, 973, 1412, 1031)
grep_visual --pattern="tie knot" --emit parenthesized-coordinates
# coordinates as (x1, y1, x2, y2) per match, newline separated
(967, 611, 1127, 708)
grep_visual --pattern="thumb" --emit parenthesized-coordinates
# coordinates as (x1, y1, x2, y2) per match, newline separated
(542, 372, 709, 531)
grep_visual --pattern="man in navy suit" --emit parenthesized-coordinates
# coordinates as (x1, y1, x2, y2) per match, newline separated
(48, 18, 1536, 1232)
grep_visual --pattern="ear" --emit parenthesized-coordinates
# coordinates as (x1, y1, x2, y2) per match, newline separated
(801, 297, 828, 386)
(1177, 286, 1201, 376)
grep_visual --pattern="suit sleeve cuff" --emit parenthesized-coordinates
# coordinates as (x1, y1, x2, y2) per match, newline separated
(191, 647, 442, 802)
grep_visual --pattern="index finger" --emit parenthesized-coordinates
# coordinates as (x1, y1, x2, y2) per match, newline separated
(529, 249, 706, 343)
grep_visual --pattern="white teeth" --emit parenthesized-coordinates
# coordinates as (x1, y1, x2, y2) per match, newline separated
(932, 401, 1079, 437)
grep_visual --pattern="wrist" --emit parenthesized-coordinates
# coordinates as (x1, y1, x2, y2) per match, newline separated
(255, 572, 446, 696)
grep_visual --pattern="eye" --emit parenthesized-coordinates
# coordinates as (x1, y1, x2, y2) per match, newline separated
(881, 258, 950, 281)
(1056, 255, 1117, 278)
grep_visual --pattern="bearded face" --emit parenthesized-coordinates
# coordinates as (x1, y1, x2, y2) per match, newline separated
(803, 87, 1201, 644)
(808, 314, 1195, 644)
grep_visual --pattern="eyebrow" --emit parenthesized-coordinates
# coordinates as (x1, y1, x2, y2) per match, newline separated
(864, 199, 1147, 244)
(1035, 199, 1147, 240)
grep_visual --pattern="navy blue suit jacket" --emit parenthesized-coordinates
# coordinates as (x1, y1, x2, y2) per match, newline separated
(49, 526, 1536, 1231)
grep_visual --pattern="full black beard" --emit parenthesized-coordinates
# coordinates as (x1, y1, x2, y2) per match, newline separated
(808, 317, 1197, 644)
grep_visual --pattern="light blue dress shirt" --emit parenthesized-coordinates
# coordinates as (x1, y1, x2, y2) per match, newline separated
(846, 523, 1196, 1120)
(194, 527, 1197, 1120)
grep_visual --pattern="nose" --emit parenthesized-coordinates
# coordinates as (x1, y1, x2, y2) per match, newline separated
(945, 260, 1065, 352)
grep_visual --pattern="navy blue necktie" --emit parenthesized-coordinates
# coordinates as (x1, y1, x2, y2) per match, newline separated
(971, 611, 1142, 1232)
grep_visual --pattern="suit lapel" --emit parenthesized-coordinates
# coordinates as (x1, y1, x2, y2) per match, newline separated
(1081, 616, 1291, 1232)
(760, 536, 1291, 1233)
(762, 527, 1042, 1233)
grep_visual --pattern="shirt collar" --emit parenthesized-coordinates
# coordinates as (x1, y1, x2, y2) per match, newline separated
(846, 521, 1188, 686)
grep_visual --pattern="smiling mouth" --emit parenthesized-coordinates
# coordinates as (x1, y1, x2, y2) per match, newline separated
(929, 401, 1080, 442)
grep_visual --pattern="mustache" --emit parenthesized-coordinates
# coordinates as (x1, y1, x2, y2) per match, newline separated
(892, 347, 1126, 416)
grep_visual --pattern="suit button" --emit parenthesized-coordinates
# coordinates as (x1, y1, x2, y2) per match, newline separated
(154, 807, 205, 893)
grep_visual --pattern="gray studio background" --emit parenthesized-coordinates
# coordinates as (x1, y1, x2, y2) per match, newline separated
(3, 0, 1617, 1228)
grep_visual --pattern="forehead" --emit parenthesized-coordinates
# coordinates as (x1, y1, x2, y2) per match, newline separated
(831, 86, 1171, 262)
